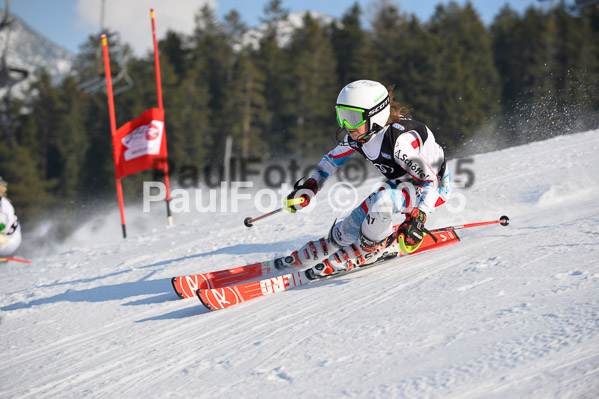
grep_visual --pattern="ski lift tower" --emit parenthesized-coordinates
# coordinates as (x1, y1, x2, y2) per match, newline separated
(77, 0, 133, 96)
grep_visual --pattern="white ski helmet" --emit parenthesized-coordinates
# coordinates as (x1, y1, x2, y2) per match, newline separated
(335, 80, 390, 134)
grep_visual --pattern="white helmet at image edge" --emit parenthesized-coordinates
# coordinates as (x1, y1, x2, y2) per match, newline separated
(336, 80, 390, 132)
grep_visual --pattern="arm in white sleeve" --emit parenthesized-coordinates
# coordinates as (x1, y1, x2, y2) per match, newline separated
(309, 145, 356, 189)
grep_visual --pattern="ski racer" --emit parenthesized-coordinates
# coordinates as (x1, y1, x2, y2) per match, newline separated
(281, 80, 452, 279)
(0, 177, 22, 257)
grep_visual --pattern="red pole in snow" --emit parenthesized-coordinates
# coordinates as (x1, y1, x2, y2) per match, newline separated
(430, 216, 510, 234)
(102, 34, 127, 238)
(0, 257, 32, 263)
(150, 8, 173, 227)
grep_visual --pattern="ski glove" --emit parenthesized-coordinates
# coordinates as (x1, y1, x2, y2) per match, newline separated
(285, 177, 318, 213)
(397, 208, 427, 253)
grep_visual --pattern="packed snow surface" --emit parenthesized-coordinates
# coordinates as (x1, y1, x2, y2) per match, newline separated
(1, 130, 599, 398)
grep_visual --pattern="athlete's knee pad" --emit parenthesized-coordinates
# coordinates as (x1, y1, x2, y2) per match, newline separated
(361, 190, 395, 242)
(329, 218, 359, 247)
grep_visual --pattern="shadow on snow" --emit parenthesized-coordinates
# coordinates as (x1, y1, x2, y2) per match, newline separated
(0, 240, 307, 314)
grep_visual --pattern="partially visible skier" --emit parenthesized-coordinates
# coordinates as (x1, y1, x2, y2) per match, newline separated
(278, 80, 451, 279)
(0, 177, 22, 257)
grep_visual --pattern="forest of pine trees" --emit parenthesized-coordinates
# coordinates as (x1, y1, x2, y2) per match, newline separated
(1, 0, 598, 228)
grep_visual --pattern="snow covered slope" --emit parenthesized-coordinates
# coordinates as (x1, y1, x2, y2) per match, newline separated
(1, 130, 599, 398)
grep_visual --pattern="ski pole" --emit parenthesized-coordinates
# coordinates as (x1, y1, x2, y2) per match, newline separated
(244, 197, 307, 227)
(244, 208, 283, 227)
(430, 215, 509, 234)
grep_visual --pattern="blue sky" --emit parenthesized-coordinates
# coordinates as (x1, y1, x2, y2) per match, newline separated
(5, 0, 552, 56)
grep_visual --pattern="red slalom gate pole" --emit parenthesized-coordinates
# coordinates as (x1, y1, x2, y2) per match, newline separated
(102, 34, 127, 238)
(431, 216, 510, 234)
(150, 9, 163, 110)
(150, 8, 173, 227)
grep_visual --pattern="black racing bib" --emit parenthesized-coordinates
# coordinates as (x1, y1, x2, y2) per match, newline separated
(349, 119, 430, 181)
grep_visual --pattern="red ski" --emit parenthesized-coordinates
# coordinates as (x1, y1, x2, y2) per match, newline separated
(197, 229, 461, 310)
(171, 260, 277, 299)
(172, 222, 404, 299)
(198, 270, 309, 310)
(175, 216, 509, 302)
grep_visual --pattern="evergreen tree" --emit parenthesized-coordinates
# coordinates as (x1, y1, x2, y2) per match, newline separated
(427, 1, 501, 152)
(329, 2, 369, 85)
(0, 95, 50, 223)
(491, 4, 599, 143)
(160, 30, 189, 84)
(224, 52, 267, 159)
(28, 70, 63, 184)
(54, 77, 90, 199)
(260, 0, 289, 24)
(224, 9, 248, 51)
(168, 60, 212, 166)
(546, 4, 599, 128)
(221, 10, 269, 160)
(191, 5, 235, 156)
(491, 5, 527, 110)
(0, 138, 51, 224)
(253, 0, 290, 154)
(368, 0, 407, 84)
(392, 15, 444, 124)
(283, 13, 339, 155)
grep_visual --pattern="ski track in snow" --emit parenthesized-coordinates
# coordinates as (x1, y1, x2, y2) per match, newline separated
(1, 130, 599, 398)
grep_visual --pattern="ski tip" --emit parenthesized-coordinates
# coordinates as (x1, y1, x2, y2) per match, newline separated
(196, 289, 213, 310)
(171, 277, 185, 299)
(243, 217, 253, 228)
(500, 215, 510, 226)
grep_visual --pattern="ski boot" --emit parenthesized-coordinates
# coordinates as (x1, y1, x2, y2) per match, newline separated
(274, 223, 344, 270)
(273, 237, 332, 270)
(305, 231, 398, 280)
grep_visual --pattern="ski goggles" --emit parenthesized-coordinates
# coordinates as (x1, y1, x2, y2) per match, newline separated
(336, 95, 390, 130)
(335, 106, 368, 130)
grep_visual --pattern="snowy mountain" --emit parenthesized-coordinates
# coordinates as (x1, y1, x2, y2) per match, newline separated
(1, 129, 599, 397)
(0, 10, 74, 97)
(236, 11, 338, 51)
